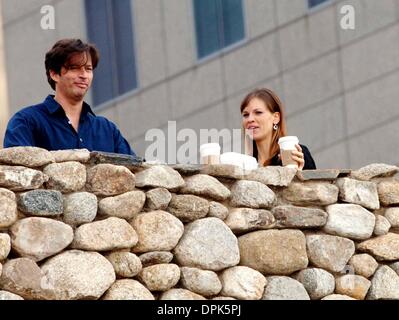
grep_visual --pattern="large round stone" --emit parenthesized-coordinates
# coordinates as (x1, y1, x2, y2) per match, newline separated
(306, 234, 355, 273)
(131, 211, 184, 253)
(72, 217, 138, 251)
(138, 264, 180, 291)
(180, 267, 222, 297)
(41, 250, 116, 300)
(0, 147, 54, 167)
(63, 192, 98, 226)
(98, 190, 145, 220)
(174, 218, 240, 271)
(10, 217, 73, 262)
(43, 161, 86, 193)
(238, 230, 308, 275)
(86, 164, 135, 196)
(294, 268, 335, 299)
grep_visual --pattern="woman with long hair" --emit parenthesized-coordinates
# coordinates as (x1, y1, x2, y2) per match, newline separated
(240, 88, 316, 170)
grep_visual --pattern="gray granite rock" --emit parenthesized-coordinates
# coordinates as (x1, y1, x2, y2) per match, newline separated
(17, 190, 63, 216)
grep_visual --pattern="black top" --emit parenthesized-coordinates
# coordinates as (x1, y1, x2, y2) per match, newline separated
(270, 144, 316, 170)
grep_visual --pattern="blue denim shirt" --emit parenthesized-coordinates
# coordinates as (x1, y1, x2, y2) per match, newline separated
(4, 95, 135, 156)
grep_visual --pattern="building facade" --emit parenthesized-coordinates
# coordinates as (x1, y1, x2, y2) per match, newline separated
(1, 0, 399, 168)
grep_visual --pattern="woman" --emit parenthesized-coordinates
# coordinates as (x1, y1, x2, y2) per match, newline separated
(241, 88, 316, 170)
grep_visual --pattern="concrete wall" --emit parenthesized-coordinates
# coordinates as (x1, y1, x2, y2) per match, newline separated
(1, 0, 399, 169)
(0, 1, 9, 148)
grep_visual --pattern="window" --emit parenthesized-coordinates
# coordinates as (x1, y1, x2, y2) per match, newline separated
(193, 0, 245, 59)
(308, 0, 330, 8)
(85, 0, 138, 106)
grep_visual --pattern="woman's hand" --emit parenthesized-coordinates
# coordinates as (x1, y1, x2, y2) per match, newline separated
(291, 144, 305, 170)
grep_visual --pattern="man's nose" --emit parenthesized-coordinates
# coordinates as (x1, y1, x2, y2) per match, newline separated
(78, 67, 89, 77)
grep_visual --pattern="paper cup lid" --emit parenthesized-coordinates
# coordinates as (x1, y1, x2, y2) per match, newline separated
(278, 136, 299, 145)
(200, 143, 221, 155)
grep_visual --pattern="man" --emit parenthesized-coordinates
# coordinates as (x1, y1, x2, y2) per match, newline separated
(3, 39, 135, 156)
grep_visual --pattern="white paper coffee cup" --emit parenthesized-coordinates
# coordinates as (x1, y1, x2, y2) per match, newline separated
(278, 136, 299, 168)
(200, 143, 221, 165)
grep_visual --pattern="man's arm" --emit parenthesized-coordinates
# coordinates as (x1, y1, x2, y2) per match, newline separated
(3, 113, 36, 148)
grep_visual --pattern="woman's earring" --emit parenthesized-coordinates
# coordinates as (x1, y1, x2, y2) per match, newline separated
(273, 124, 278, 130)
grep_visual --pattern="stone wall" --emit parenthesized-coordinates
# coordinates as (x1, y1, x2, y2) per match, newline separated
(0, 147, 399, 300)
